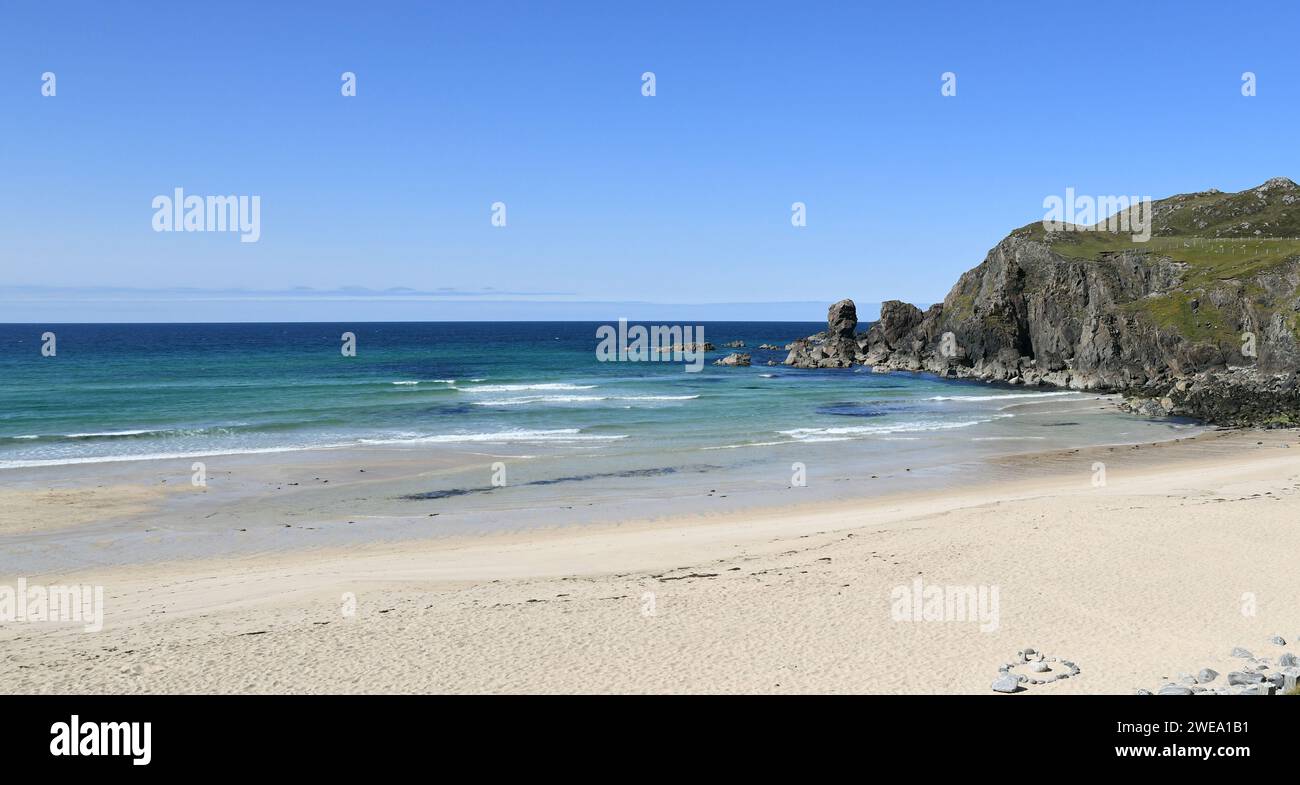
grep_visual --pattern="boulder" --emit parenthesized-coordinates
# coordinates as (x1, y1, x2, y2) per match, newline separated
(714, 352, 751, 367)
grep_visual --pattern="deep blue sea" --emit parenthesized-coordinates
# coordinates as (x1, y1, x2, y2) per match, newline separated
(0, 322, 1196, 471)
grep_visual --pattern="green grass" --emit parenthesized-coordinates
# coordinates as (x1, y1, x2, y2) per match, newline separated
(1118, 291, 1236, 345)
(1004, 182, 1300, 341)
(1039, 231, 1300, 281)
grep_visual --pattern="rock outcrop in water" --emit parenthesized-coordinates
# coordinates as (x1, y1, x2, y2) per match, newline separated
(786, 177, 1300, 425)
(783, 299, 863, 368)
(714, 352, 751, 367)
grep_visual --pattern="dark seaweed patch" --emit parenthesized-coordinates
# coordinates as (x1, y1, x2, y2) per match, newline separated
(401, 464, 720, 500)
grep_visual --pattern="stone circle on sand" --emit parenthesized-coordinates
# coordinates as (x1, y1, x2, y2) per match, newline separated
(990, 647, 1080, 693)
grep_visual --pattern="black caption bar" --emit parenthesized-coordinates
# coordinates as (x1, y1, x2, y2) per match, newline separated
(1, 695, 1289, 773)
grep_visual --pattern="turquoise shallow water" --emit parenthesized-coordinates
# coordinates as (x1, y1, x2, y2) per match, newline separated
(0, 321, 1199, 471)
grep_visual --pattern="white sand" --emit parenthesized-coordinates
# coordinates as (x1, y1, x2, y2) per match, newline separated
(2, 429, 1299, 693)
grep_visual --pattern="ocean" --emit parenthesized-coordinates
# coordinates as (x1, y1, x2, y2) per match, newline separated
(0, 321, 1199, 475)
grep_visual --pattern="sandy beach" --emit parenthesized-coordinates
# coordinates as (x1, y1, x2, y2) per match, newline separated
(2, 427, 1298, 694)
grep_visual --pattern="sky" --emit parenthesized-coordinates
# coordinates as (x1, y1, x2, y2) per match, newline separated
(2, 0, 1298, 321)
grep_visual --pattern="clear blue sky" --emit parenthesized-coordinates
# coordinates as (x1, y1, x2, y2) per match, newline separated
(2, 1, 1298, 321)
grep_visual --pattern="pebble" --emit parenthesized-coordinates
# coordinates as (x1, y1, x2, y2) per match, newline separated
(1269, 635, 1287, 646)
(1029, 661, 1050, 673)
(1231, 647, 1253, 658)
(1198, 668, 1219, 683)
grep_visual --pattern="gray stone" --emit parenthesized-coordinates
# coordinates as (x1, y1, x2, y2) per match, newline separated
(1029, 661, 1050, 673)
(1157, 686, 1194, 695)
(1227, 671, 1265, 686)
(1279, 653, 1298, 667)
(1231, 647, 1253, 658)
(1197, 668, 1219, 683)
(713, 352, 751, 367)
(1269, 635, 1287, 646)
(991, 674, 1020, 693)
(1134, 689, 1153, 695)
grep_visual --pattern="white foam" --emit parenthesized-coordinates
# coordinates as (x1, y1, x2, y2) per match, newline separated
(0, 429, 629, 469)
(780, 420, 986, 439)
(360, 429, 628, 444)
(472, 395, 605, 406)
(0, 444, 330, 470)
(472, 394, 698, 406)
(702, 440, 792, 450)
(927, 391, 1078, 402)
(462, 383, 596, 393)
(65, 429, 160, 438)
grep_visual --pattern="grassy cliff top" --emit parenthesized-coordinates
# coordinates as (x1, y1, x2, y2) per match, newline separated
(1002, 179, 1300, 344)
(1011, 177, 1300, 285)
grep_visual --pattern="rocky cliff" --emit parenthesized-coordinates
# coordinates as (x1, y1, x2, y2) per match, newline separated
(786, 177, 1300, 425)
